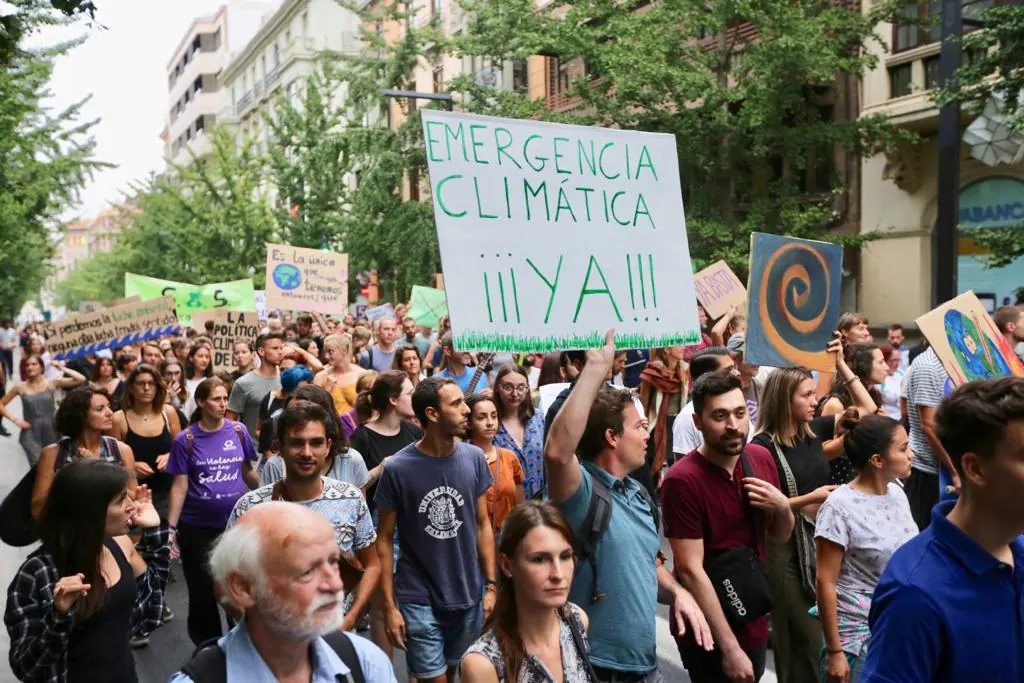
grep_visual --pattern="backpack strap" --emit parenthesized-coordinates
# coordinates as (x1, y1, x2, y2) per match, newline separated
(576, 474, 613, 603)
(179, 633, 364, 683)
(179, 638, 227, 683)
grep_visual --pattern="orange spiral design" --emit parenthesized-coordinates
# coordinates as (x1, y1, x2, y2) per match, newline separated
(757, 242, 832, 368)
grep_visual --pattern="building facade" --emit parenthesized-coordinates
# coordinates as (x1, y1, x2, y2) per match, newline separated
(859, 0, 1024, 325)
(162, 1, 274, 166)
(51, 206, 136, 282)
(218, 0, 363, 152)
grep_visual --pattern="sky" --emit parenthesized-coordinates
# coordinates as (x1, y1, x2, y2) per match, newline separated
(29, 0, 230, 219)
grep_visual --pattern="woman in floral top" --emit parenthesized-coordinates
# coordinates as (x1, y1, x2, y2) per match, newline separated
(460, 502, 593, 683)
(492, 365, 546, 500)
(814, 415, 917, 683)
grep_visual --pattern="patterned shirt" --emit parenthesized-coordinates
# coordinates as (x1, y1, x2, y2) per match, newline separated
(4, 525, 171, 683)
(493, 410, 546, 499)
(228, 477, 376, 555)
(462, 605, 590, 682)
(905, 349, 949, 475)
(814, 483, 918, 655)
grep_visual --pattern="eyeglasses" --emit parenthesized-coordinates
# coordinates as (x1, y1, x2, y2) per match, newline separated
(135, 380, 156, 388)
(498, 384, 529, 395)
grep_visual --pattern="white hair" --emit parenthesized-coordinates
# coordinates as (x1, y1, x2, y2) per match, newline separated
(208, 523, 264, 589)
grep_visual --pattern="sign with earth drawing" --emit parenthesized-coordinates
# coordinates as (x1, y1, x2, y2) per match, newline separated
(265, 244, 349, 315)
(420, 110, 701, 352)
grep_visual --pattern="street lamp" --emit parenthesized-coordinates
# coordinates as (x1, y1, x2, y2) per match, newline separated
(381, 89, 454, 111)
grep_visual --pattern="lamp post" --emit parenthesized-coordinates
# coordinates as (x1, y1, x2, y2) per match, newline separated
(381, 89, 454, 111)
(933, 0, 964, 308)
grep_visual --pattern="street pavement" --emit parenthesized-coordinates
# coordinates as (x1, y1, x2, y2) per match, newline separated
(0, 372, 776, 682)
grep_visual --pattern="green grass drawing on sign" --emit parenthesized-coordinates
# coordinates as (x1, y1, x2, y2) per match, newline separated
(454, 330, 701, 353)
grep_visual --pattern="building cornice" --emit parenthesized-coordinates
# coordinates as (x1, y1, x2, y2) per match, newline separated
(222, 0, 307, 82)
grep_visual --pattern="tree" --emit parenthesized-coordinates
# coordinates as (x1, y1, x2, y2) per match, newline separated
(937, 5, 1024, 268)
(0, 34, 105, 317)
(265, 56, 355, 250)
(324, 0, 442, 302)
(454, 0, 913, 276)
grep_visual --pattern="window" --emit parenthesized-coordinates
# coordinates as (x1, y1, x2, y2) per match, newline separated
(433, 0, 442, 15)
(924, 54, 941, 89)
(512, 59, 528, 91)
(889, 63, 913, 97)
(274, 43, 281, 66)
(285, 27, 292, 45)
(433, 63, 444, 93)
(262, 55, 267, 78)
(892, 0, 939, 52)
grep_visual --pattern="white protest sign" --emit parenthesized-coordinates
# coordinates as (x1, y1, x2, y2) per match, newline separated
(265, 244, 348, 315)
(254, 290, 268, 319)
(421, 111, 700, 352)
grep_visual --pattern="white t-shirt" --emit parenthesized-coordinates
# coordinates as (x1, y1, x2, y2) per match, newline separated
(881, 372, 903, 420)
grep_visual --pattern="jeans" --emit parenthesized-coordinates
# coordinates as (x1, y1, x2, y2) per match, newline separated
(177, 522, 230, 645)
(399, 601, 482, 679)
(679, 642, 768, 683)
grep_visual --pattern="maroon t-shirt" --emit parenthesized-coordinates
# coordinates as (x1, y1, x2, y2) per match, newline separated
(661, 445, 781, 652)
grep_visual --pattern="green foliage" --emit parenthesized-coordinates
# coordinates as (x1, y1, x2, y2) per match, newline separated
(0, 25, 105, 316)
(454, 0, 913, 275)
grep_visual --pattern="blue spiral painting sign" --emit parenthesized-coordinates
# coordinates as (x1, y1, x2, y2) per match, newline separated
(745, 232, 843, 372)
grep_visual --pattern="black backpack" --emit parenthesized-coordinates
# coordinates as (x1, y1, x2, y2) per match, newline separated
(574, 474, 660, 603)
(180, 631, 365, 683)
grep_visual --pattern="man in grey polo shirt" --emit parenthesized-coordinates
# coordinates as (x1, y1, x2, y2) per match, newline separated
(545, 331, 711, 682)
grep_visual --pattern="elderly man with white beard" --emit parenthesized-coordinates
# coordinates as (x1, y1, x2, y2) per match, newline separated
(169, 502, 396, 683)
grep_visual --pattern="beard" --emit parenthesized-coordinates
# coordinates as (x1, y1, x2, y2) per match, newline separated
(708, 429, 747, 456)
(254, 580, 346, 640)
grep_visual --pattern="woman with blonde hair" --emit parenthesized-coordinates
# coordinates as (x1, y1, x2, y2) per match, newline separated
(460, 501, 593, 682)
(750, 336, 877, 683)
(314, 333, 362, 415)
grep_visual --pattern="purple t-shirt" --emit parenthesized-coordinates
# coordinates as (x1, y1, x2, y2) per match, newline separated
(166, 420, 258, 529)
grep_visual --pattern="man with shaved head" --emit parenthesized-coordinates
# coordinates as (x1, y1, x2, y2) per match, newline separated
(170, 502, 396, 682)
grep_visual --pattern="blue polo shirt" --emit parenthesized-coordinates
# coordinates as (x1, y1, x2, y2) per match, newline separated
(861, 501, 1024, 683)
(556, 461, 660, 673)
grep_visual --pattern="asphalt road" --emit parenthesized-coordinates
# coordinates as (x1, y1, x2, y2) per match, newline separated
(0, 367, 776, 682)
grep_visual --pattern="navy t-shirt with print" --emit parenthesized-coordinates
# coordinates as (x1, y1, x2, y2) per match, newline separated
(374, 441, 492, 610)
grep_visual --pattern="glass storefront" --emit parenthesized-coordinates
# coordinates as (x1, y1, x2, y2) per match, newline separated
(957, 176, 1024, 313)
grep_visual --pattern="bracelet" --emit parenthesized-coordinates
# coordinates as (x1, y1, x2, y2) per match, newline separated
(827, 648, 844, 655)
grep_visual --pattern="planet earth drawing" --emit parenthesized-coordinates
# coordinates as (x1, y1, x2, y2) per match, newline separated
(273, 264, 302, 291)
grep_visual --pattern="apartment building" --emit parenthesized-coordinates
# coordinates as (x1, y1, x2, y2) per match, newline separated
(218, 0, 363, 152)
(859, 0, 1024, 323)
(162, 1, 275, 166)
(52, 206, 136, 281)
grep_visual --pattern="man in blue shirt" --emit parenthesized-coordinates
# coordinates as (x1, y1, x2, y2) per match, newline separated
(434, 333, 489, 394)
(861, 377, 1024, 683)
(170, 502, 396, 683)
(545, 330, 711, 682)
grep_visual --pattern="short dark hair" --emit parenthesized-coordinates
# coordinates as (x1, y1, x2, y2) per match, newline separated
(115, 353, 135, 373)
(578, 386, 634, 460)
(888, 323, 905, 333)
(936, 378, 1024, 478)
(276, 402, 331, 446)
(692, 372, 742, 416)
(843, 415, 902, 470)
(994, 306, 1023, 333)
(412, 376, 457, 425)
(297, 314, 313, 326)
(256, 331, 286, 350)
(690, 346, 731, 382)
(559, 350, 586, 371)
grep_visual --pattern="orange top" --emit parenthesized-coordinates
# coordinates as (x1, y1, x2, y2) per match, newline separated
(487, 447, 523, 532)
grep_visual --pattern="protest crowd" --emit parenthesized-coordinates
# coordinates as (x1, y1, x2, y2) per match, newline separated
(0, 278, 1022, 683)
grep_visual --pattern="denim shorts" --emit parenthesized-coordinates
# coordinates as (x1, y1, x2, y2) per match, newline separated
(399, 601, 483, 679)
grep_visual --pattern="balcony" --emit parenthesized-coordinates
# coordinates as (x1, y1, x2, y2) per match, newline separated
(236, 91, 253, 116)
(265, 64, 283, 88)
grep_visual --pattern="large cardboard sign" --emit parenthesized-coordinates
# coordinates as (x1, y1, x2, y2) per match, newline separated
(420, 110, 700, 352)
(124, 274, 256, 327)
(407, 286, 448, 328)
(43, 297, 179, 361)
(745, 233, 843, 372)
(916, 291, 1024, 385)
(191, 310, 261, 372)
(693, 260, 746, 320)
(265, 244, 348, 315)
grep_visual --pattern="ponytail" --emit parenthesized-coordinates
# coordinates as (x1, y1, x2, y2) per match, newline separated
(843, 414, 901, 470)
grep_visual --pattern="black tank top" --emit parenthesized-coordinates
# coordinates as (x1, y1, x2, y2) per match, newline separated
(124, 411, 173, 496)
(67, 539, 137, 683)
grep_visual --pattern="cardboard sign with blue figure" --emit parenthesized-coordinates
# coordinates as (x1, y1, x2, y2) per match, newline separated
(745, 232, 844, 372)
(265, 243, 349, 315)
(915, 291, 1024, 386)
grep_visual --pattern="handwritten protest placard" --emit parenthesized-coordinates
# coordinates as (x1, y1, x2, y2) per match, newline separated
(265, 244, 348, 315)
(421, 111, 700, 352)
(124, 274, 256, 327)
(191, 310, 261, 372)
(365, 303, 396, 323)
(43, 297, 179, 361)
(693, 261, 746, 320)
(745, 233, 842, 372)
(916, 291, 1024, 386)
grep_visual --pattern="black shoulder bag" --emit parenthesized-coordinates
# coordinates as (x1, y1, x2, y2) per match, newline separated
(702, 451, 774, 626)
